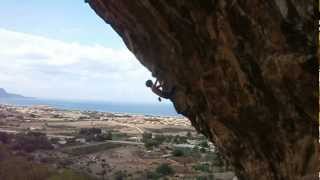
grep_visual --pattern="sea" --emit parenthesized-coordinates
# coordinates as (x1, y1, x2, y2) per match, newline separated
(0, 98, 179, 117)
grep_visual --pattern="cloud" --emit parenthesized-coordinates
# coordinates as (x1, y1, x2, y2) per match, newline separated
(0, 28, 156, 102)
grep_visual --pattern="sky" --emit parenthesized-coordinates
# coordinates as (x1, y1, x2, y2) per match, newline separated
(0, 0, 159, 103)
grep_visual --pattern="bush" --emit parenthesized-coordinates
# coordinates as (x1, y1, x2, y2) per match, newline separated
(146, 171, 161, 180)
(50, 137, 60, 144)
(172, 135, 188, 144)
(192, 163, 211, 173)
(198, 140, 209, 148)
(196, 176, 207, 180)
(200, 147, 207, 153)
(142, 132, 152, 143)
(79, 128, 113, 142)
(95, 132, 112, 141)
(144, 139, 160, 149)
(154, 134, 166, 144)
(196, 175, 215, 180)
(12, 132, 53, 152)
(113, 170, 127, 180)
(164, 135, 173, 143)
(155, 163, 174, 176)
(79, 128, 101, 136)
(189, 146, 201, 158)
(111, 131, 127, 140)
(172, 148, 184, 157)
(0, 144, 93, 180)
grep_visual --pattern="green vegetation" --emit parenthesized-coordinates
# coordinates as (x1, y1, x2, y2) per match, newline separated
(172, 148, 185, 157)
(142, 132, 161, 149)
(113, 170, 128, 180)
(155, 163, 174, 176)
(195, 175, 216, 180)
(198, 140, 209, 148)
(197, 140, 210, 153)
(12, 132, 53, 152)
(145, 163, 175, 180)
(142, 132, 190, 149)
(0, 144, 93, 180)
(142, 132, 152, 142)
(171, 146, 201, 158)
(144, 139, 161, 149)
(65, 143, 121, 155)
(110, 131, 127, 140)
(47, 169, 93, 180)
(0, 156, 50, 180)
(154, 134, 166, 144)
(192, 163, 211, 173)
(78, 128, 112, 142)
(146, 170, 161, 180)
(172, 135, 188, 144)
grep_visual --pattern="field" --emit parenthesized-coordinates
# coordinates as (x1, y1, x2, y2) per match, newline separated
(0, 104, 236, 180)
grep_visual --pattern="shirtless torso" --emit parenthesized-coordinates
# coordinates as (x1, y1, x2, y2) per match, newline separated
(150, 80, 174, 99)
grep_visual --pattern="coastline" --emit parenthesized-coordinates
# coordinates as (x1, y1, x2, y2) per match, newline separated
(0, 97, 180, 117)
(0, 103, 190, 136)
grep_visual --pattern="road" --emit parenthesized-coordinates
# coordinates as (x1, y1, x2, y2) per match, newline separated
(0, 129, 18, 134)
(109, 121, 144, 134)
(61, 140, 144, 151)
(0, 128, 74, 139)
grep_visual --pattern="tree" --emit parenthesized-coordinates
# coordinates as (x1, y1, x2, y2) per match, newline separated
(113, 170, 127, 180)
(172, 148, 184, 157)
(146, 170, 161, 180)
(154, 134, 166, 144)
(198, 140, 209, 149)
(143, 139, 160, 150)
(142, 132, 152, 143)
(13, 133, 53, 152)
(155, 163, 174, 176)
(192, 163, 211, 173)
(79, 128, 102, 136)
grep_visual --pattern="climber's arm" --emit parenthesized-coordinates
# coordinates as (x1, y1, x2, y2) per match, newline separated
(155, 79, 162, 88)
(159, 80, 164, 86)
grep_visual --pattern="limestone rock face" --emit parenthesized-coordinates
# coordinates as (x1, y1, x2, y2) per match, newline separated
(88, 1, 318, 179)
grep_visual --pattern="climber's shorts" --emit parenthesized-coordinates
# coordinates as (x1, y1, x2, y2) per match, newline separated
(162, 87, 176, 99)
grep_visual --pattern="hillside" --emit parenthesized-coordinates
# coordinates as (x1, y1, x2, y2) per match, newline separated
(0, 88, 27, 99)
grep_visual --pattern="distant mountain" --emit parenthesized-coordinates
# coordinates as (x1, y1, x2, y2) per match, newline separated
(0, 88, 30, 99)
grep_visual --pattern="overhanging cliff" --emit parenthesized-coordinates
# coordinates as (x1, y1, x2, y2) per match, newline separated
(88, 1, 318, 179)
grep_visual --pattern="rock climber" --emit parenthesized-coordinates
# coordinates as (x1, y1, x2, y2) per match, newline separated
(145, 79, 175, 101)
